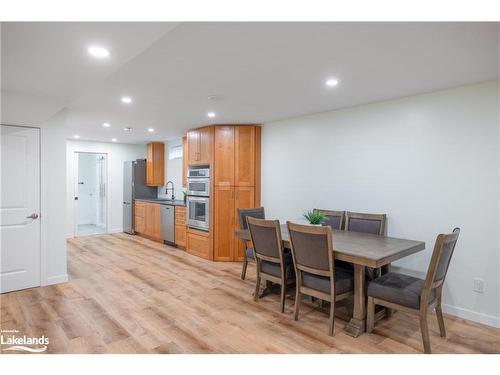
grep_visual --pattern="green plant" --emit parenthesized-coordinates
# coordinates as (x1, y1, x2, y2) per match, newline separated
(303, 210, 325, 225)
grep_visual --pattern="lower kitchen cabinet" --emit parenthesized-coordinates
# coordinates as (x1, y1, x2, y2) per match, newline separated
(213, 185, 255, 261)
(175, 206, 187, 249)
(186, 228, 211, 260)
(134, 201, 161, 241)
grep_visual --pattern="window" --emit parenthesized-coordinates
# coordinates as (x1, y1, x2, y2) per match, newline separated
(169, 145, 182, 160)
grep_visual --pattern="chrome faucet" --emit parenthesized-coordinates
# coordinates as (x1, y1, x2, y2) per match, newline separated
(165, 181, 175, 201)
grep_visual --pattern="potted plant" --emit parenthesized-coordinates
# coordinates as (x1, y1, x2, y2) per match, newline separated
(303, 210, 325, 225)
(182, 188, 187, 204)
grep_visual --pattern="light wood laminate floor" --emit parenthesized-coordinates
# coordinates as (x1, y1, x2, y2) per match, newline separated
(1, 233, 499, 354)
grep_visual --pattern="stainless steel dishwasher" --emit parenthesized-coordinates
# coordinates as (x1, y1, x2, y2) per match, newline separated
(160, 205, 175, 245)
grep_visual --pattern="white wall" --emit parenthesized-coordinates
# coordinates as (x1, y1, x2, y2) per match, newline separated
(158, 138, 183, 200)
(261, 81, 500, 327)
(40, 110, 68, 286)
(66, 140, 146, 236)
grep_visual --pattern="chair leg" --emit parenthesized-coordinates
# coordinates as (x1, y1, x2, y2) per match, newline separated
(367, 297, 375, 333)
(280, 283, 286, 313)
(241, 256, 248, 280)
(436, 302, 446, 338)
(420, 309, 432, 354)
(254, 276, 261, 302)
(294, 289, 301, 321)
(328, 299, 335, 336)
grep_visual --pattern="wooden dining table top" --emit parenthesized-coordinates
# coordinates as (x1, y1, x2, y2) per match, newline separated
(235, 224, 425, 268)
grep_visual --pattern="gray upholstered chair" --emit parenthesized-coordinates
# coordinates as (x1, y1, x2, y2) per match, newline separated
(345, 211, 387, 278)
(247, 217, 295, 313)
(345, 211, 386, 235)
(238, 207, 265, 280)
(314, 209, 345, 230)
(287, 222, 354, 336)
(367, 228, 460, 354)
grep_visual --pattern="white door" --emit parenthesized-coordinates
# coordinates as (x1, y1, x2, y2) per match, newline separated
(1, 125, 41, 293)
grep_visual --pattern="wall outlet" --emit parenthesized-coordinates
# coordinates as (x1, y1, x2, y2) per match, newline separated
(473, 278, 485, 293)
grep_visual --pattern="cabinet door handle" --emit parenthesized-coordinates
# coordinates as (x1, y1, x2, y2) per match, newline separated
(235, 190, 239, 200)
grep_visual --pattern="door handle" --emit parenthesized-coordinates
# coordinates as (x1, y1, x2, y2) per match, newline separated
(26, 213, 39, 220)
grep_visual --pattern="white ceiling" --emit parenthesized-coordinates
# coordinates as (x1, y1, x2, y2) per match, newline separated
(2, 22, 499, 143)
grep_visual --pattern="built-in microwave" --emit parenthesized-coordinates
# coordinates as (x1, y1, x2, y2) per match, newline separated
(186, 178, 210, 197)
(187, 167, 210, 179)
(187, 196, 210, 231)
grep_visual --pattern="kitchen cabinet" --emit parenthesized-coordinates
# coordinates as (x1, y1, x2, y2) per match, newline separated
(233, 186, 255, 261)
(134, 201, 161, 241)
(213, 185, 256, 261)
(146, 142, 165, 186)
(186, 126, 213, 165)
(184, 124, 260, 262)
(187, 228, 211, 260)
(235, 126, 257, 187)
(182, 136, 187, 187)
(214, 126, 235, 186)
(175, 206, 186, 249)
(213, 186, 235, 261)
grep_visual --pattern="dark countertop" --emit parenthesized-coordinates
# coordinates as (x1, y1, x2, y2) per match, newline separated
(134, 198, 186, 207)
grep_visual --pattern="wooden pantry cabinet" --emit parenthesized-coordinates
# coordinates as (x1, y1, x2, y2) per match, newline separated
(146, 142, 165, 186)
(213, 125, 261, 261)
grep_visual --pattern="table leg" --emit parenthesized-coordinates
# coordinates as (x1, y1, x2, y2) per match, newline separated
(344, 264, 366, 337)
(381, 263, 393, 318)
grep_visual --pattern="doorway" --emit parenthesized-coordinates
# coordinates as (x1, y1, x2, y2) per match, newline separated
(74, 152, 108, 236)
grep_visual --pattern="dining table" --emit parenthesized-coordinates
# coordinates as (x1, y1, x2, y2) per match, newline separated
(235, 224, 425, 337)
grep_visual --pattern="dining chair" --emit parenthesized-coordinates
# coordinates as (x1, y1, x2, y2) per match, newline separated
(345, 211, 387, 279)
(287, 222, 354, 336)
(314, 209, 345, 230)
(367, 228, 460, 354)
(345, 211, 386, 235)
(247, 217, 295, 313)
(237, 207, 266, 280)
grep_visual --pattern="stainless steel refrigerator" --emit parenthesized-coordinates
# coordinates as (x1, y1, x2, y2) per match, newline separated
(123, 159, 157, 234)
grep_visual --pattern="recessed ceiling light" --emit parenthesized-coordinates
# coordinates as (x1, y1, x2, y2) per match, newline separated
(102, 122, 111, 128)
(88, 46, 110, 58)
(326, 78, 339, 87)
(73, 135, 80, 139)
(123, 127, 133, 133)
(207, 112, 216, 118)
(147, 128, 155, 133)
(111, 138, 117, 142)
(121, 96, 132, 104)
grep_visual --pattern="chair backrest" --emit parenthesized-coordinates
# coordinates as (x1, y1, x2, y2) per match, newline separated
(247, 217, 283, 264)
(345, 211, 386, 236)
(424, 228, 460, 290)
(314, 209, 345, 230)
(287, 221, 333, 278)
(238, 207, 265, 230)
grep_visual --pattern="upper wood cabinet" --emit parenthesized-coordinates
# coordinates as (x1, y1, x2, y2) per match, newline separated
(182, 136, 187, 187)
(214, 125, 261, 187)
(235, 126, 257, 187)
(187, 126, 213, 165)
(146, 142, 165, 186)
(214, 126, 235, 186)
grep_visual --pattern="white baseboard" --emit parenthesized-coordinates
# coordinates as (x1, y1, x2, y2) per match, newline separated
(442, 304, 500, 328)
(66, 233, 74, 239)
(42, 274, 68, 286)
(108, 228, 123, 234)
